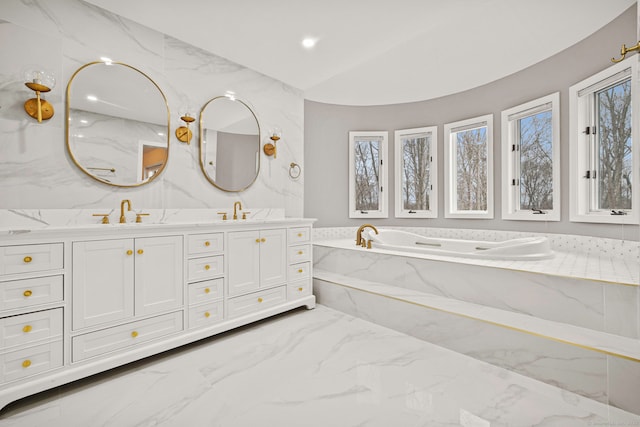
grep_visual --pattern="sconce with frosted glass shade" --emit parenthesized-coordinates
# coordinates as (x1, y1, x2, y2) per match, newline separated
(176, 105, 195, 144)
(23, 68, 55, 122)
(263, 127, 282, 159)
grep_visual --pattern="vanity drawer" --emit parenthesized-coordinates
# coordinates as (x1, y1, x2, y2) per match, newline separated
(0, 308, 63, 350)
(288, 227, 310, 244)
(0, 275, 63, 312)
(72, 311, 183, 362)
(187, 255, 223, 282)
(288, 244, 311, 264)
(1, 341, 63, 383)
(0, 243, 63, 276)
(188, 278, 224, 305)
(287, 280, 312, 300)
(227, 286, 286, 319)
(188, 301, 224, 329)
(188, 233, 223, 256)
(288, 262, 311, 281)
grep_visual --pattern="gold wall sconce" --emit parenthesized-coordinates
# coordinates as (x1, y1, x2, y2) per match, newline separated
(611, 41, 640, 63)
(175, 110, 195, 144)
(24, 69, 55, 123)
(263, 127, 282, 158)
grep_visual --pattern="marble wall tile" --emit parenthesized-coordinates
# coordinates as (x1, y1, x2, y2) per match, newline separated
(604, 285, 640, 339)
(0, 0, 303, 217)
(608, 355, 640, 415)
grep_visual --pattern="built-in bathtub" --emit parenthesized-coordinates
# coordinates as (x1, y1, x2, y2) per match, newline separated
(364, 228, 553, 260)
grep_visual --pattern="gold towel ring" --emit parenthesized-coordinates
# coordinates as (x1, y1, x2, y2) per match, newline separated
(289, 162, 301, 179)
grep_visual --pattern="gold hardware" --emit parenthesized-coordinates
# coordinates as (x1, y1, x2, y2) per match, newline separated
(23, 290, 32, 297)
(204, 288, 210, 294)
(23, 325, 33, 333)
(135, 213, 150, 223)
(612, 41, 640, 63)
(24, 69, 55, 123)
(205, 241, 211, 247)
(298, 269, 303, 273)
(92, 213, 110, 224)
(367, 240, 372, 249)
(356, 224, 378, 247)
(242, 211, 250, 220)
(23, 256, 33, 263)
(256, 238, 261, 243)
(217, 212, 228, 221)
(289, 162, 301, 179)
(176, 111, 195, 144)
(263, 128, 282, 159)
(204, 311, 211, 318)
(131, 331, 138, 338)
(298, 250, 303, 255)
(120, 199, 132, 223)
(261, 238, 266, 243)
(233, 201, 242, 220)
(22, 359, 31, 368)
(204, 264, 210, 270)
(137, 249, 144, 255)
(126, 250, 133, 256)
(298, 287, 303, 292)
(257, 297, 263, 303)
(297, 233, 303, 237)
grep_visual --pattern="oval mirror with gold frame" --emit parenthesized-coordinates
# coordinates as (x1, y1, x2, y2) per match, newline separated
(199, 96, 261, 192)
(66, 61, 170, 187)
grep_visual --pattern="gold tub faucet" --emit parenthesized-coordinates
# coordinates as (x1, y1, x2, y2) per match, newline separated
(120, 199, 132, 224)
(356, 224, 378, 248)
(233, 201, 242, 220)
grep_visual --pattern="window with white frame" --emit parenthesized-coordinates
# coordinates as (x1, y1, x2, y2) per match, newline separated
(349, 131, 388, 218)
(570, 57, 638, 224)
(501, 93, 560, 221)
(444, 115, 493, 218)
(394, 126, 437, 218)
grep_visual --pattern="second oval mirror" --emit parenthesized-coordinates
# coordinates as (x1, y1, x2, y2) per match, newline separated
(199, 96, 260, 192)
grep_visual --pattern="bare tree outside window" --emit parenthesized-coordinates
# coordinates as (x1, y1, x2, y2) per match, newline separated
(518, 110, 553, 210)
(354, 138, 380, 211)
(401, 134, 431, 210)
(455, 127, 487, 211)
(596, 79, 632, 210)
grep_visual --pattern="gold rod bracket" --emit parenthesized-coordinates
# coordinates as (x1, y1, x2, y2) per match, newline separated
(611, 41, 640, 63)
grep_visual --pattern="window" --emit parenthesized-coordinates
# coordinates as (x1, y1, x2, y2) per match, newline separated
(349, 131, 388, 218)
(501, 93, 560, 221)
(394, 126, 437, 218)
(570, 57, 639, 224)
(444, 115, 493, 218)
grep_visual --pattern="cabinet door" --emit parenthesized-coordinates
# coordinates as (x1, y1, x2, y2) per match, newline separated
(72, 239, 134, 330)
(227, 231, 260, 297)
(134, 236, 183, 316)
(259, 229, 286, 287)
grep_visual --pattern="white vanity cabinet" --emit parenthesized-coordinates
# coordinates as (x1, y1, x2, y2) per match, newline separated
(72, 235, 183, 330)
(0, 218, 315, 412)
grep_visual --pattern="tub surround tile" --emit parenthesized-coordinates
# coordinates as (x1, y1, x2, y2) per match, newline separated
(608, 356, 640, 414)
(2, 306, 639, 426)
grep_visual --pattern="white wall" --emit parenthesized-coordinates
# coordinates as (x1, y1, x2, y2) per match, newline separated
(0, 0, 304, 216)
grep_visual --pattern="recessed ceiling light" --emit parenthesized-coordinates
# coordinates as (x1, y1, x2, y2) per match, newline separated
(302, 38, 316, 49)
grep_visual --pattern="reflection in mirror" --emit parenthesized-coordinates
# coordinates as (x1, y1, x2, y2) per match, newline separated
(66, 61, 170, 187)
(199, 96, 260, 192)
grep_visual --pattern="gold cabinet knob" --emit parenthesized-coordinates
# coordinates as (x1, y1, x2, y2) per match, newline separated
(298, 287, 303, 292)
(298, 250, 304, 255)
(204, 287, 211, 294)
(298, 233, 303, 237)
(257, 297, 263, 303)
(23, 256, 33, 263)
(261, 238, 266, 242)
(131, 331, 138, 338)
(204, 264, 210, 271)
(23, 325, 33, 333)
(23, 290, 33, 297)
(204, 311, 211, 318)
(298, 269, 303, 273)
(22, 359, 31, 368)
(137, 249, 144, 255)
(205, 241, 211, 247)
(126, 249, 133, 256)
(255, 238, 260, 243)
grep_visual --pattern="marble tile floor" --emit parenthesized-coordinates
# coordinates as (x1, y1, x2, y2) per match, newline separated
(1, 305, 639, 427)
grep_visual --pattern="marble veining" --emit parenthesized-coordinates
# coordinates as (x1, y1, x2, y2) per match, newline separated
(1, 306, 639, 426)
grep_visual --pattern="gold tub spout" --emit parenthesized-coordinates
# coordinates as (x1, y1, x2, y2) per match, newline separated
(356, 224, 378, 247)
(120, 199, 132, 224)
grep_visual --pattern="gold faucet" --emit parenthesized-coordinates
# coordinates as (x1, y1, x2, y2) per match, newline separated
(356, 224, 378, 248)
(233, 201, 242, 220)
(120, 199, 131, 224)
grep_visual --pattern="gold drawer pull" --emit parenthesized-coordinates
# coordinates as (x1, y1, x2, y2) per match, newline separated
(298, 250, 304, 255)
(257, 297, 263, 303)
(298, 269, 303, 273)
(204, 264, 211, 271)
(23, 325, 33, 333)
(23, 256, 33, 263)
(23, 290, 33, 297)
(297, 233, 303, 237)
(261, 238, 266, 242)
(131, 331, 138, 338)
(204, 287, 211, 294)
(204, 311, 211, 318)
(137, 249, 144, 255)
(22, 360, 31, 368)
(205, 241, 211, 247)
(298, 287, 303, 292)
(126, 250, 133, 256)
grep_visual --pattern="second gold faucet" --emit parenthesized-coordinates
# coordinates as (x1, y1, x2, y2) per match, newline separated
(120, 199, 131, 224)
